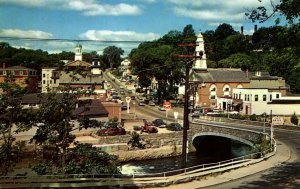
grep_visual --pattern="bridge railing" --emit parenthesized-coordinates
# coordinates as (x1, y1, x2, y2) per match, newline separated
(0, 143, 276, 183)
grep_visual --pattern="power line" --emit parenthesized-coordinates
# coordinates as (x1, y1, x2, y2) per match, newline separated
(0, 36, 149, 43)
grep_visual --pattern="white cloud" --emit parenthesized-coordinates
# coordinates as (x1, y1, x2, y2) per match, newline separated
(79, 30, 160, 41)
(0, 0, 141, 16)
(0, 29, 53, 38)
(168, 0, 280, 23)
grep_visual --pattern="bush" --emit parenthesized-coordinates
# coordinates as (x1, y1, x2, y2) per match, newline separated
(133, 125, 141, 131)
(291, 112, 299, 126)
(249, 114, 257, 121)
(128, 131, 145, 149)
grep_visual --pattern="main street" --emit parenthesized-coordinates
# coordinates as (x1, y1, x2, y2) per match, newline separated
(104, 71, 300, 188)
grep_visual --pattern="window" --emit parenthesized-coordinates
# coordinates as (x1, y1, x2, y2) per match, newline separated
(54, 80, 56, 84)
(270, 94, 272, 101)
(255, 95, 258, 101)
(43, 80, 45, 84)
(263, 95, 267, 101)
(247, 95, 250, 101)
(210, 95, 216, 99)
(20, 71, 23, 75)
(3, 70, 6, 75)
(239, 93, 241, 99)
(224, 88, 229, 91)
(210, 87, 216, 91)
(50, 80, 52, 84)
(43, 74, 45, 78)
(244, 94, 247, 101)
(276, 94, 280, 98)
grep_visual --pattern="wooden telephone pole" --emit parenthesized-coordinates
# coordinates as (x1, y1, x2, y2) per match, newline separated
(176, 43, 195, 169)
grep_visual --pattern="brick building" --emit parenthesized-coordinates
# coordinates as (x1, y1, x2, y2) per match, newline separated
(0, 64, 38, 93)
(189, 33, 250, 109)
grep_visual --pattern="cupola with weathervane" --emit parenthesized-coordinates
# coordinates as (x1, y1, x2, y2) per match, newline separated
(74, 43, 83, 61)
(91, 58, 102, 75)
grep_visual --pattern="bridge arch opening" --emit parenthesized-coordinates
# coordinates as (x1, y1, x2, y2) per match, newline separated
(191, 132, 255, 159)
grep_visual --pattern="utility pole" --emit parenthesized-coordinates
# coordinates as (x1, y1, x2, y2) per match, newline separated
(176, 43, 196, 169)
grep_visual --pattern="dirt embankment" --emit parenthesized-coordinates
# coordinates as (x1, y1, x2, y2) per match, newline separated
(111, 145, 182, 163)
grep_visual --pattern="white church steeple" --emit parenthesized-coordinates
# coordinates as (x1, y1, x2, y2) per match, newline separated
(75, 43, 82, 61)
(193, 33, 207, 71)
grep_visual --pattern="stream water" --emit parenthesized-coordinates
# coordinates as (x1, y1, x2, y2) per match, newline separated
(121, 140, 253, 175)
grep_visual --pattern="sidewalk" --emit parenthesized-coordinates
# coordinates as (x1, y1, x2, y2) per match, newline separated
(149, 140, 291, 188)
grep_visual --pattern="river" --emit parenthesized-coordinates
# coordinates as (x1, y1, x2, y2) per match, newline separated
(121, 140, 254, 175)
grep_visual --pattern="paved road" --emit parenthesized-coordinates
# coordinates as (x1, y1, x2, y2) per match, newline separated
(194, 120, 300, 189)
(105, 71, 300, 188)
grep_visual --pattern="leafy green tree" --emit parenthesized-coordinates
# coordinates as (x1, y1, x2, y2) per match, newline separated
(103, 46, 124, 69)
(219, 53, 252, 71)
(33, 143, 120, 175)
(246, 0, 300, 23)
(31, 88, 105, 174)
(0, 75, 34, 175)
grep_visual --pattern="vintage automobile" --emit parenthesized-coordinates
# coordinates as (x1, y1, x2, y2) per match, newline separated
(98, 127, 126, 136)
(140, 119, 158, 133)
(152, 119, 166, 128)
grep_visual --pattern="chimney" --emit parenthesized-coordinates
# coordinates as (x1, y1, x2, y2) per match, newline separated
(254, 25, 257, 33)
(240, 26, 244, 35)
(245, 69, 249, 78)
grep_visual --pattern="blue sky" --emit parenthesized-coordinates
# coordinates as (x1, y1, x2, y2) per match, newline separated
(0, 0, 280, 55)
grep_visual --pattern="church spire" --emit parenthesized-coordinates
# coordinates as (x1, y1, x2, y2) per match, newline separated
(193, 33, 207, 71)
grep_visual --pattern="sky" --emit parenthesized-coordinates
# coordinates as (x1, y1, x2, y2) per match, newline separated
(0, 0, 280, 56)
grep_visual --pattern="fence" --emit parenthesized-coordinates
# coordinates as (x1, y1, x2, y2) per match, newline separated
(0, 143, 276, 186)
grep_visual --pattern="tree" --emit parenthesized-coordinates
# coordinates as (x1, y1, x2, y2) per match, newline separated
(219, 53, 253, 71)
(31, 88, 105, 174)
(33, 143, 120, 175)
(290, 112, 299, 126)
(0, 75, 34, 175)
(246, 0, 300, 23)
(103, 46, 124, 69)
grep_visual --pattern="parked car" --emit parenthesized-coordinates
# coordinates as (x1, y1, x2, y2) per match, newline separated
(120, 86, 124, 89)
(190, 111, 202, 117)
(138, 101, 145, 106)
(149, 101, 155, 106)
(166, 123, 183, 131)
(127, 90, 133, 94)
(152, 119, 166, 128)
(131, 96, 136, 100)
(121, 104, 129, 110)
(158, 106, 166, 111)
(141, 120, 158, 133)
(98, 127, 126, 136)
(120, 91, 125, 95)
(143, 99, 150, 104)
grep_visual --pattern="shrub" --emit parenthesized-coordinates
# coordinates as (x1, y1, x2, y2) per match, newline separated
(128, 131, 145, 149)
(133, 125, 141, 131)
(249, 114, 257, 121)
(291, 112, 299, 126)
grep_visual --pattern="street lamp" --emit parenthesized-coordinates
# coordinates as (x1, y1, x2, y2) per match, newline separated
(133, 101, 136, 119)
(263, 112, 266, 133)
